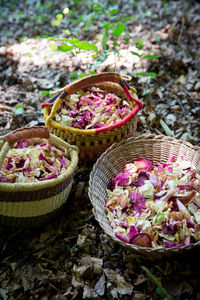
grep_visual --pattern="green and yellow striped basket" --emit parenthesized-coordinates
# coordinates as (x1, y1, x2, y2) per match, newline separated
(42, 72, 143, 162)
(0, 126, 79, 228)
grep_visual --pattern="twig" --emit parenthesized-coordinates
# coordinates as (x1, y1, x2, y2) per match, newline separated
(178, 16, 185, 45)
(175, 95, 186, 117)
(141, 266, 172, 300)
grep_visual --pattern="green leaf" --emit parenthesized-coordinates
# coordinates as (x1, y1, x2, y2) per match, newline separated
(57, 37, 69, 42)
(102, 30, 109, 50)
(135, 38, 143, 45)
(17, 11, 25, 18)
(49, 44, 57, 51)
(136, 44, 144, 50)
(15, 104, 26, 109)
(52, 20, 61, 26)
(48, 37, 55, 41)
(112, 22, 125, 38)
(41, 91, 50, 96)
(135, 38, 144, 50)
(111, 49, 119, 54)
(63, 29, 71, 35)
(90, 54, 108, 68)
(147, 72, 157, 77)
(20, 36, 28, 42)
(103, 22, 110, 30)
(162, 0, 168, 6)
(90, 3, 102, 10)
(122, 16, 134, 22)
(142, 54, 160, 59)
(123, 37, 130, 43)
(76, 41, 98, 52)
(135, 72, 146, 76)
(131, 51, 142, 58)
(70, 71, 78, 79)
(68, 38, 80, 45)
(5, 29, 11, 36)
(86, 21, 93, 27)
(79, 71, 96, 79)
(109, 9, 118, 15)
(93, 10, 104, 15)
(56, 13, 63, 20)
(57, 44, 73, 52)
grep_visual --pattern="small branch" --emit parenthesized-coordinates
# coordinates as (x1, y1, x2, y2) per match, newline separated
(178, 16, 185, 45)
(141, 266, 172, 300)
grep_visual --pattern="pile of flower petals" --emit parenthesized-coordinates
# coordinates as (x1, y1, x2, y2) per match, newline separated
(105, 156, 200, 248)
(54, 87, 132, 129)
(0, 139, 70, 183)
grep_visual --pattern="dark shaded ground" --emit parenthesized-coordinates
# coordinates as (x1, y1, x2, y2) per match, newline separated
(0, 0, 200, 299)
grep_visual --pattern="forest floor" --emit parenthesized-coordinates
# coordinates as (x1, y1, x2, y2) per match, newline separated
(0, 0, 200, 299)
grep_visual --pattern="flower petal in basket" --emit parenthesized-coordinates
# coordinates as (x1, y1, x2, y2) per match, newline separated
(0, 126, 79, 228)
(42, 72, 143, 162)
(88, 134, 200, 260)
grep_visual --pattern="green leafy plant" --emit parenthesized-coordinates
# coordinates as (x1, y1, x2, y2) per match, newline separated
(141, 266, 172, 300)
(48, 3, 133, 78)
(46, 1, 159, 84)
(131, 38, 159, 79)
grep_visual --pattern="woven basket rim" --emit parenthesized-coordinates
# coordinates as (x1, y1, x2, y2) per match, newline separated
(88, 134, 200, 255)
(43, 83, 140, 135)
(0, 133, 79, 192)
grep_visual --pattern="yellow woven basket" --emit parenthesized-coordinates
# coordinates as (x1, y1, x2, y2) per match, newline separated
(89, 134, 200, 259)
(0, 126, 79, 227)
(42, 72, 143, 162)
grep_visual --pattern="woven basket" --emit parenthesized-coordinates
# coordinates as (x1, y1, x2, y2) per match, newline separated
(0, 126, 79, 228)
(89, 134, 200, 260)
(42, 72, 143, 162)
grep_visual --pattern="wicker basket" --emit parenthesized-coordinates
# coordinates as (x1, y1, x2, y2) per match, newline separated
(0, 126, 79, 227)
(88, 134, 200, 259)
(42, 72, 143, 162)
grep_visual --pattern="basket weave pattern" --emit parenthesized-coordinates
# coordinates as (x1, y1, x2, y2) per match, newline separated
(0, 126, 79, 227)
(50, 117, 136, 161)
(43, 73, 142, 162)
(89, 134, 200, 259)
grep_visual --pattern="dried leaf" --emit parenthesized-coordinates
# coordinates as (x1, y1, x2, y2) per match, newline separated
(80, 256, 103, 274)
(176, 74, 187, 84)
(160, 119, 175, 136)
(83, 285, 98, 299)
(116, 273, 133, 295)
(94, 274, 105, 296)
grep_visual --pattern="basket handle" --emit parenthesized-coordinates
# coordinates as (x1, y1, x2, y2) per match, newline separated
(4, 126, 50, 147)
(41, 73, 121, 109)
(64, 72, 121, 94)
(43, 72, 143, 127)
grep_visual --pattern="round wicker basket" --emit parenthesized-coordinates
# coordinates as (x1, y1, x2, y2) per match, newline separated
(42, 72, 143, 162)
(88, 134, 200, 259)
(0, 126, 79, 228)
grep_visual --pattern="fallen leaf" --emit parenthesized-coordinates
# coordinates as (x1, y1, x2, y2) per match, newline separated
(94, 274, 105, 296)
